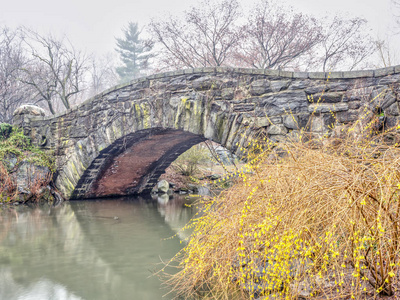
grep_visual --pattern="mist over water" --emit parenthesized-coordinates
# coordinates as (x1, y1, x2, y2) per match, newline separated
(0, 195, 197, 300)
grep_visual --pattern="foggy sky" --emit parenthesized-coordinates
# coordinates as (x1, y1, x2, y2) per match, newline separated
(0, 0, 398, 65)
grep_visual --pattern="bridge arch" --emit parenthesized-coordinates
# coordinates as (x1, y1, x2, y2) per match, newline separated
(71, 128, 206, 199)
(14, 66, 400, 199)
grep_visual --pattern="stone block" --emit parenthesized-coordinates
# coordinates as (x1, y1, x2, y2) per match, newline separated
(254, 116, 270, 127)
(192, 67, 203, 73)
(308, 72, 326, 79)
(326, 81, 349, 92)
(202, 67, 215, 73)
(347, 101, 361, 110)
(268, 134, 286, 142)
(312, 92, 345, 103)
(137, 77, 147, 83)
(215, 67, 228, 73)
(254, 116, 281, 127)
(250, 68, 265, 75)
(250, 79, 271, 96)
(153, 72, 166, 79)
(374, 67, 395, 77)
(221, 88, 234, 100)
(386, 116, 398, 128)
(269, 116, 283, 124)
(168, 77, 188, 91)
(308, 103, 348, 113)
(260, 91, 308, 116)
(343, 70, 374, 78)
(305, 85, 327, 95)
(237, 68, 252, 74)
(183, 68, 195, 74)
(310, 116, 325, 132)
(298, 113, 311, 129)
(323, 113, 336, 128)
(386, 102, 400, 116)
(233, 104, 255, 112)
(378, 74, 400, 85)
(293, 72, 308, 79)
(289, 80, 311, 90)
(328, 71, 344, 79)
(267, 124, 287, 135)
(283, 114, 299, 129)
(279, 70, 293, 78)
(192, 76, 217, 90)
(264, 69, 280, 77)
(336, 110, 360, 123)
(394, 65, 400, 74)
(270, 80, 290, 92)
(172, 69, 185, 76)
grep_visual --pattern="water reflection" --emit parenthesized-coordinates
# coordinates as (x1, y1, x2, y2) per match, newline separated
(0, 194, 197, 300)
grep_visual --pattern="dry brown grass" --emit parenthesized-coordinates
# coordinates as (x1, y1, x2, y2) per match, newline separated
(0, 161, 17, 201)
(162, 121, 400, 299)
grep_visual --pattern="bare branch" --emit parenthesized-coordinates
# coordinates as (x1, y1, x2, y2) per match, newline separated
(18, 28, 88, 114)
(0, 26, 30, 122)
(149, 0, 241, 70)
(234, 1, 321, 70)
(316, 15, 375, 72)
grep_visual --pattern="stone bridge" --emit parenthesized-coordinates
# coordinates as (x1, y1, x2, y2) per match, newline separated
(13, 66, 400, 200)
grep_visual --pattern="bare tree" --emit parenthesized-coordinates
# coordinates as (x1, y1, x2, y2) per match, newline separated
(150, 0, 241, 70)
(86, 53, 119, 98)
(316, 16, 375, 72)
(374, 40, 397, 68)
(234, 1, 321, 70)
(0, 27, 28, 123)
(393, 0, 400, 31)
(19, 29, 88, 114)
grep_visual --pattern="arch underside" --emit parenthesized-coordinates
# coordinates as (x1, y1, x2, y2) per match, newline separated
(70, 128, 206, 199)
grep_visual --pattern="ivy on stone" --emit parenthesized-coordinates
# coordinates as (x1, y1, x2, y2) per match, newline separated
(0, 125, 55, 173)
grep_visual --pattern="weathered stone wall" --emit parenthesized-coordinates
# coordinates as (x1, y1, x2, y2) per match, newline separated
(13, 66, 400, 199)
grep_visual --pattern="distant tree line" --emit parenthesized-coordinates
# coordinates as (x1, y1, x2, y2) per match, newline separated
(0, 27, 118, 121)
(0, 0, 398, 121)
(148, 0, 377, 72)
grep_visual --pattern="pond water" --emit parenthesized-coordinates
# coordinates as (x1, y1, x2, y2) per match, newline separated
(0, 194, 198, 300)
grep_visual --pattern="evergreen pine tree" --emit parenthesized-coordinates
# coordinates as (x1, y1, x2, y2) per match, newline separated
(115, 22, 154, 82)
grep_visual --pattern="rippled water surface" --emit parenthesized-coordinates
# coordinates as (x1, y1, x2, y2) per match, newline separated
(0, 195, 197, 300)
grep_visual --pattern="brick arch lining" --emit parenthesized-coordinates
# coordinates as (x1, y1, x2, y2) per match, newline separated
(71, 128, 206, 199)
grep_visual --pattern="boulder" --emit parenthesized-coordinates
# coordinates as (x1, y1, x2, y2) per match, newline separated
(13, 104, 46, 117)
(214, 145, 236, 165)
(187, 184, 199, 193)
(157, 179, 169, 193)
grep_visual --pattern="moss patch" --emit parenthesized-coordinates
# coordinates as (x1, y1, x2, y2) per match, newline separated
(0, 126, 55, 174)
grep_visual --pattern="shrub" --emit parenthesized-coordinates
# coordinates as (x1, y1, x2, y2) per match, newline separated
(163, 124, 400, 299)
(0, 123, 13, 141)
